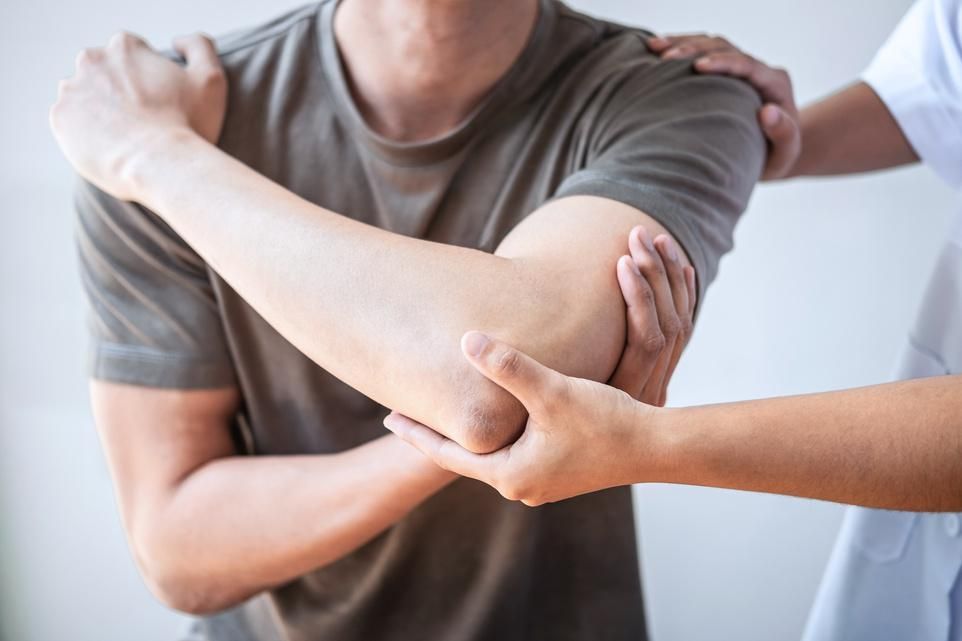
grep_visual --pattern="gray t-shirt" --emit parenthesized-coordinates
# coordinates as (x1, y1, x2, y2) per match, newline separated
(76, 1, 764, 639)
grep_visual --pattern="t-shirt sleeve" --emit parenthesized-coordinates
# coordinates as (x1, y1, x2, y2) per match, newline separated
(76, 179, 237, 389)
(862, 0, 962, 189)
(554, 59, 765, 304)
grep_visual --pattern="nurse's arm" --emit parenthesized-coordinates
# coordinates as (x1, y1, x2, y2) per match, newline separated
(790, 82, 919, 177)
(390, 337, 962, 511)
(657, 374, 962, 511)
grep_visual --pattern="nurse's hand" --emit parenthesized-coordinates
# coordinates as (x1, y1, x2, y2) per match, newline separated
(611, 227, 697, 407)
(49, 32, 226, 202)
(384, 332, 667, 506)
(647, 34, 800, 180)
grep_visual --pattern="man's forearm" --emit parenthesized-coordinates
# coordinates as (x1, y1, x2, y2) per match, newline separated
(128, 129, 684, 452)
(137, 435, 453, 614)
(653, 375, 962, 510)
(791, 82, 919, 178)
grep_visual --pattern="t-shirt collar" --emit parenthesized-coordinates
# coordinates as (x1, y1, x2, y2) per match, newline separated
(316, 0, 559, 166)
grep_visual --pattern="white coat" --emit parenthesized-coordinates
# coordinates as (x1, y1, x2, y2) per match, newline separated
(803, 1, 962, 639)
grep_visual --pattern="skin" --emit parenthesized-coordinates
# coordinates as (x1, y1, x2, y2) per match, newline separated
(388, 334, 962, 511)
(389, 34, 962, 513)
(50, 2, 701, 613)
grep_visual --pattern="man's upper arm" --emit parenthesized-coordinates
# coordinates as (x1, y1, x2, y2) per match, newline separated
(455, 65, 764, 450)
(554, 58, 766, 306)
(77, 178, 244, 568)
(492, 58, 765, 382)
(76, 180, 236, 389)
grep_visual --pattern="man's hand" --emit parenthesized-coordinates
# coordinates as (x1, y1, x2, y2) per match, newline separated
(384, 332, 667, 507)
(647, 34, 800, 180)
(50, 32, 226, 201)
(610, 226, 696, 406)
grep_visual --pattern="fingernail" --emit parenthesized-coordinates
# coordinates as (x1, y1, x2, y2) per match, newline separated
(664, 237, 678, 262)
(636, 227, 654, 251)
(695, 56, 713, 68)
(462, 331, 490, 358)
(762, 106, 781, 127)
(648, 36, 666, 46)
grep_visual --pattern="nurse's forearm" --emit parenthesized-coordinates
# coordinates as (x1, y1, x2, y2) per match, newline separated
(656, 375, 962, 511)
(791, 82, 919, 177)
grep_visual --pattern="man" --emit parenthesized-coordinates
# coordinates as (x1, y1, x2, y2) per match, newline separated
(51, 0, 763, 638)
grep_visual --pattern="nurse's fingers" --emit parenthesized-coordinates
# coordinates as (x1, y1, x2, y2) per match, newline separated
(652, 236, 694, 406)
(693, 51, 794, 109)
(384, 412, 503, 482)
(650, 34, 737, 60)
(609, 254, 663, 399)
(628, 227, 681, 407)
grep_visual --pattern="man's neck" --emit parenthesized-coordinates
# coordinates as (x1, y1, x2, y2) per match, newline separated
(334, 0, 540, 142)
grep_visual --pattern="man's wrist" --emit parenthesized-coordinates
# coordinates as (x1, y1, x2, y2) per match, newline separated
(386, 433, 458, 487)
(120, 126, 206, 205)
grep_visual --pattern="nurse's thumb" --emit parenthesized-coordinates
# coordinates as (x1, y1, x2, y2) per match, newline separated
(758, 104, 801, 181)
(461, 331, 558, 415)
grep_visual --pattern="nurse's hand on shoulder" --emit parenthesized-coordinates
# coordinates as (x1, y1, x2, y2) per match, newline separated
(647, 34, 801, 180)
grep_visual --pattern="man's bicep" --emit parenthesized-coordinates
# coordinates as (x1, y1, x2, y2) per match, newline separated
(553, 61, 765, 305)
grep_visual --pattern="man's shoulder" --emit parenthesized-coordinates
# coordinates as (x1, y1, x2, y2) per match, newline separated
(553, 2, 657, 72)
(211, 2, 333, 157)
(214, 3, 320, 67)
(553, 3, 759, 109)
(211, 1, 328, 111)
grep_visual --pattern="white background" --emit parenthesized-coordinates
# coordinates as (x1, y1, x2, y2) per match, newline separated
(0, 0, 953, 639)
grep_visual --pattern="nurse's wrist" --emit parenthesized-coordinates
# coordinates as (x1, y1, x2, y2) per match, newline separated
(621, 403, 691, 486)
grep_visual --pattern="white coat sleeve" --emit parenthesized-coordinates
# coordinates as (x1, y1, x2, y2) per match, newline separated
(863, 0, 962, 188)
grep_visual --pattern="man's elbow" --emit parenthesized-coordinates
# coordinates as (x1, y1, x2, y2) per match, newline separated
(132, 528, 244, 616)
(449, 380, 528, 454)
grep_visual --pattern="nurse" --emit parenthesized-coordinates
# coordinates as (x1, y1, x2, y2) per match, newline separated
(387, 0, 962, 636)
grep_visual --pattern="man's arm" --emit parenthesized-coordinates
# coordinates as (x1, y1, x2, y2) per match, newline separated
(92, 381, 454, 614)
(127, 132, 686, 453)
